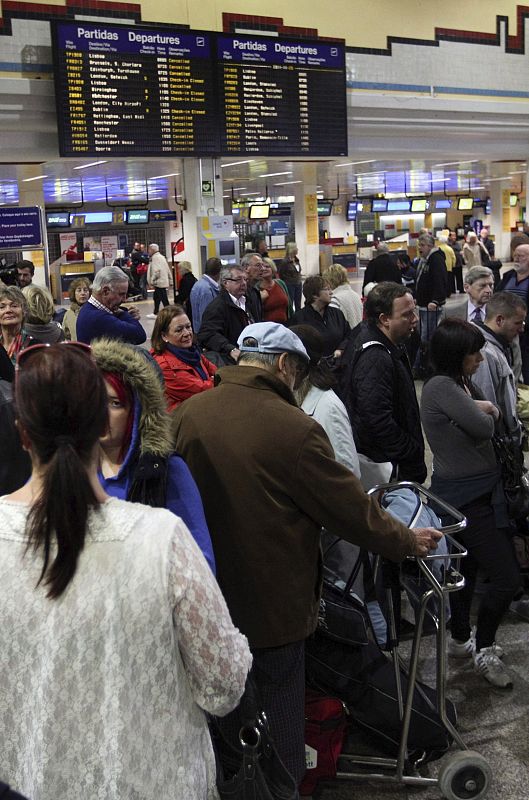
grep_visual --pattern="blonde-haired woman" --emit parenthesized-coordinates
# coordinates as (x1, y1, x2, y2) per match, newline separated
(278, 241, 303, 311)
(62, 277, 91, 341)
(176, 260, 197, 319)
(22, 285, 64, 344)
(323, 264, 363, 329)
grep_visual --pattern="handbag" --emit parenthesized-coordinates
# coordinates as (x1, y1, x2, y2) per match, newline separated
(493, 433, 529, 518)
(210, 678, 299, 800)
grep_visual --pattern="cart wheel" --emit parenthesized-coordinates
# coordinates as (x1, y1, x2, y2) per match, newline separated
(438, 751, 492, 800)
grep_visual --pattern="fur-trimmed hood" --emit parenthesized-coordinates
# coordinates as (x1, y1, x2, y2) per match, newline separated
(91, 338, 173, 457)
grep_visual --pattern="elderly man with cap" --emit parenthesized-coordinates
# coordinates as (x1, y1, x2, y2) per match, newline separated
(172, 321, 441, 785)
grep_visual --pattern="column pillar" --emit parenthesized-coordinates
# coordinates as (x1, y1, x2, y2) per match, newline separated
(489, 179, 513, 262)
(178, 158, 225, 275)
(293, 164, 320, 277)
(16, 165, 49, 287)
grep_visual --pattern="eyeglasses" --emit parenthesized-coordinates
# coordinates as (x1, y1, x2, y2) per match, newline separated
(169, 323, 193, 335)
(16, 341, 92, 372)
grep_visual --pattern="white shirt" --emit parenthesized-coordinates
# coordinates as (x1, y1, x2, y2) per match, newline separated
(467, 299, 486, 323)
(0, 496, 251, 800)
(228, 292, 246, 310)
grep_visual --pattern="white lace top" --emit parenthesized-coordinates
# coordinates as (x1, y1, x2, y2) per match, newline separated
(0, 496, 251, 800)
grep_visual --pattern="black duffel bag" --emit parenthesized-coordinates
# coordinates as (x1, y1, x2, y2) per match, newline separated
(306, 632, 457, 760)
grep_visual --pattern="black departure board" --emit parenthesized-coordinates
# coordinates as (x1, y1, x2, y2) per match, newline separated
(217, 34, 347, 156)
(52, 23, 348, 158)
(53, 22, 218, 157)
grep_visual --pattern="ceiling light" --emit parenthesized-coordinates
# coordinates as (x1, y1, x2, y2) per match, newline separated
(274, 180, 303, 186)
(244, 191, 263, 196)
(73, 161, 107, 170)
(432, 160, 478, 167)
(482, 176, 511, 182)
(508, 170, 526, 175)
(233, 187, 247, 191)
(149, 172, 180, 179)
(259, 171, 292, 178)
(221, 160, 254, 168)
(334, 160, 376, 167)
(22, 174, 48, 182)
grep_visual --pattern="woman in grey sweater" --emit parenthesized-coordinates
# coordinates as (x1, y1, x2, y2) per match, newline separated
(421, 318, 519, 689)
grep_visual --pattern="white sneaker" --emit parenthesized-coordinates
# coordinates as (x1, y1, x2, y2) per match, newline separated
(146, 313, 157, 319)
(448, 627, 504, 659)
(448, 629, 475, 658)
(473, 647, 512, 688)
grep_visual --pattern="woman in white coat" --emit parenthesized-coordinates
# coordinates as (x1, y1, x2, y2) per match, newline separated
(0, 342, 251, 800)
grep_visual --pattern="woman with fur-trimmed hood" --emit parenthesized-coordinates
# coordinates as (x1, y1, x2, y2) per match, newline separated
(92, 338, 215, 573)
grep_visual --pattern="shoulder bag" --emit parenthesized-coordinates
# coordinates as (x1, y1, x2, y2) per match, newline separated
(209, 677, 299, 800)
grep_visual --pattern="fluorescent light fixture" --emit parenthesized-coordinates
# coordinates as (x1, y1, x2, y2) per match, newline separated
(259, 172, 292, 178)
(482, 176, 511, 183)
(73, 161, 107, 170)
(223, 194, 230, 198)
(244, 191, 263, 196)
(432, 160, 478, 167)
(334, 160, 376, 167)
(221, 160, 254, 168)
(471, 185, 486, 191)
(233, 187, 247, 191)
(22, 174, 48, 182)
(149, 172, 180, 179)
(508, 170, 526, 175)
(273, 180, 303, 186)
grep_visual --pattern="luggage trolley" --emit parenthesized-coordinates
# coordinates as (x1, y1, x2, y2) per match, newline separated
(333, 481, 492, 800)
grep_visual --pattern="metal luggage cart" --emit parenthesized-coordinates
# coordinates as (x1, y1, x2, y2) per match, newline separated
(334, 481, 492, 800)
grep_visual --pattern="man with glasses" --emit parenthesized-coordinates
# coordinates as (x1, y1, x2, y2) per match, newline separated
(340, 282, 427, 484)
(173, 321, 441, 785)
(197, 265, 255, 363)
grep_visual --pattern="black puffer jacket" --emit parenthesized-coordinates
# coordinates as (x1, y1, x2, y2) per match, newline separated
(340, 322, 426, 483)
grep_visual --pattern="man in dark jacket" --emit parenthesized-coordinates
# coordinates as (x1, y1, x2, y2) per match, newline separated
(362, 241, 401, 293)
(415, 232, 447, 363)
(341, 282, 426, 484)
(197, 266, 253, 363)
(498, 243, 529, 382)
(172, 321, 440, 784)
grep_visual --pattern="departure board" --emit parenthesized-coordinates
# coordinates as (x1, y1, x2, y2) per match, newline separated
(53, 22, 218, 157)
(217, 34, 347, 156)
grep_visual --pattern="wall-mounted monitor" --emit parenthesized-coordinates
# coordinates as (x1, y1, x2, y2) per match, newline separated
(387, 200, 411, 212)
(46, 211, 70, 228)
(317, 201, 333, 216)
(249, 204, 270, 220)
(510, 194, 519, 207)
(485, 198, 492, 215)
(71, 212, 113, 225)
(410, 198, 428, 212)
(346, 201, 357, 221)
(372, 199, 388, 212)
(126, 209, 150, 224)
(435, 199, 452, 210)
(457, 198, 473, 211)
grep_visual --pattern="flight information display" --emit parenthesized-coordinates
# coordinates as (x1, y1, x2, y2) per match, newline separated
(53, 23, 348, 158)
(217, 34, 347, 156)
(53, 22, 218, 157)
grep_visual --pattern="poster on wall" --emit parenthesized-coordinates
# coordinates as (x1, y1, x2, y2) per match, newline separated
(59, 232, 78, 263)
(101, 235, 118, 265)
(83, 236, 102, 253)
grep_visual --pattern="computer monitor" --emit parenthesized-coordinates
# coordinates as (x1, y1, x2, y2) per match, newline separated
(46, 211, 70, 227)
(387, 200, 411, 212)
(219, 239, 236, 257)
(317, 201, 333, 216)
(457, 198, 473, 211)
(435, 199, 452, 210)
(126, 209, 149, 224)
(372, 199, 388, 212)
(249, 204, 270, 220)
(410, 198, 428, 212)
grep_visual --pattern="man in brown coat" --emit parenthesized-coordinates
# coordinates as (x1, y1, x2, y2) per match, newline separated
(172, 321, 440, 784)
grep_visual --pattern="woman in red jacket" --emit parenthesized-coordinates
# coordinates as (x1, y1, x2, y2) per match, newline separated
(151, 305, 216, 411)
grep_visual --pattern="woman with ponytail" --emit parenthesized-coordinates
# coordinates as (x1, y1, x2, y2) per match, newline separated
(0, 343, 251, 800)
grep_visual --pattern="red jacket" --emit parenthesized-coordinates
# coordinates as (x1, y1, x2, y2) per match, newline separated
(151, 349, 216, 411)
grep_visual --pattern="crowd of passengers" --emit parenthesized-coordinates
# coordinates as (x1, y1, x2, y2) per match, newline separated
(0, 226, 528, 799)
